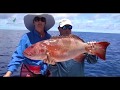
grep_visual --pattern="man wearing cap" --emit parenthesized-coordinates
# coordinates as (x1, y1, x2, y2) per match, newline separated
(49, 18, 98, 77)
(3, 14, 55, 77)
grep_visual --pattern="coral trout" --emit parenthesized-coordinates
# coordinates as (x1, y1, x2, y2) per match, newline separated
(23, 34, 110, 63)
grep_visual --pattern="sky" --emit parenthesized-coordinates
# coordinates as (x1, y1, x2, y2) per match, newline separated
(0, 13, 120, 34)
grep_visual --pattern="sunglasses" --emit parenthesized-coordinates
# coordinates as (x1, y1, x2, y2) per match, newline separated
(33, 16, 46, 22)
(61, 25, 72, 30)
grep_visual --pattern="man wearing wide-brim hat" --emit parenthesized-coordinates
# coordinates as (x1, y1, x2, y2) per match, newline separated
(3, 13, 55, 77)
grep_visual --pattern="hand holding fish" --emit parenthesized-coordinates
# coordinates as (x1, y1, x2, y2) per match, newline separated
(44, 58, 56, 65)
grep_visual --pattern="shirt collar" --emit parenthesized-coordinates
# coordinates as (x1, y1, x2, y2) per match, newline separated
(33, 29, 50, 39)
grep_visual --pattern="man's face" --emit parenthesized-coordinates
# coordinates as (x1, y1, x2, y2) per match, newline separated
(33, 16, 46, 32)
(58, 24, 72, 36)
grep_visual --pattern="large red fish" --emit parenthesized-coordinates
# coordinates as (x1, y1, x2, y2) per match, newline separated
(23, 34, 110, 63)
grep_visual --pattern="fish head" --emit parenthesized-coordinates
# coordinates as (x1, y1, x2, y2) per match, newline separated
(23, 43, 47, 60)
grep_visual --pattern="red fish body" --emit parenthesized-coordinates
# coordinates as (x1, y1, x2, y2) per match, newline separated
(23, 35, 110, 63)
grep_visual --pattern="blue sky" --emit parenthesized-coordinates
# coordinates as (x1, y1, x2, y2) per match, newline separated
(0, 13, 120, 34)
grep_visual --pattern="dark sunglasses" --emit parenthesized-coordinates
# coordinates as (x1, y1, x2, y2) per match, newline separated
(33, 16, 46, 22)
(61, 25, 72, 30)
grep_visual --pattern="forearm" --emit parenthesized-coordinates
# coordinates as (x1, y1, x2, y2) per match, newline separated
(7, 50, 25, 73)
(7, 63, 21, 73)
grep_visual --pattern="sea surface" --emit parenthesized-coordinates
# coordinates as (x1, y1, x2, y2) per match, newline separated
(0, 30, 120, 77)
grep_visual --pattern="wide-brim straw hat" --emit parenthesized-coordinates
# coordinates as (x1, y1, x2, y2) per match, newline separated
(24, 14, 55, 31)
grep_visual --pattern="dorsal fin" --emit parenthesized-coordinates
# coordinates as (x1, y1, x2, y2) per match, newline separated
(50, 34, 84, 42)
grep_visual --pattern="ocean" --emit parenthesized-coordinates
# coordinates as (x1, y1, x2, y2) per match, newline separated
(0, 30, 120, 77)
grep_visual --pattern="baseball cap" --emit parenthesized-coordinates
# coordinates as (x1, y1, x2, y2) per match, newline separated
(59, 18, 72, 27)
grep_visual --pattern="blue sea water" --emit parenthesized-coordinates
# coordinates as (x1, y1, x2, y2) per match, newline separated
(0, 30, 120, 77)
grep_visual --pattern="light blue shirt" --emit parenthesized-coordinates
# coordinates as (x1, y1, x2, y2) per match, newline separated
(7, 30, 51, 75)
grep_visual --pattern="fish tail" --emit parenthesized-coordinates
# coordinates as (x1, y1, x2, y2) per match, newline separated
(86, 42, 110, 60)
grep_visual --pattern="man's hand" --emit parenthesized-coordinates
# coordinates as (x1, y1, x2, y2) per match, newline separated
(44, 58, 56, 65)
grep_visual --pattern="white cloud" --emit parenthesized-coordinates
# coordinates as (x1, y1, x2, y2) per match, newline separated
(1, 13, 120, 33)
(51, 13, 80, 19)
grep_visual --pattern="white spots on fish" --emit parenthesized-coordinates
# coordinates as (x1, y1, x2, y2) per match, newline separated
(49, 39, 57, 42)
(43, 39, 60, 47)
(40, 43, 46, 47)
(46, 52, 50, 56)
(58, 38, 64, 46)
(43, 40, 57, 45)
(43, 41, 50, 45)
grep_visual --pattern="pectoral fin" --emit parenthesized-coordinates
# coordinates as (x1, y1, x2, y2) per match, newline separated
(44, 52, 56, 65)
